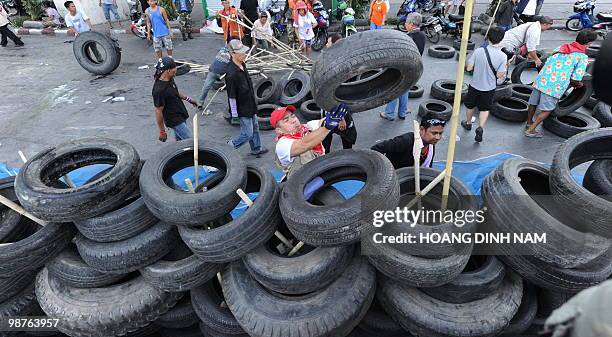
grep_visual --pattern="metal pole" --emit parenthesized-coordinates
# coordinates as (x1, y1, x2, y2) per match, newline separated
(441, 0, 475, 209)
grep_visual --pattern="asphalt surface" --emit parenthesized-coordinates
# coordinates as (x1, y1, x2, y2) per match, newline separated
(0, 26, 592, 172)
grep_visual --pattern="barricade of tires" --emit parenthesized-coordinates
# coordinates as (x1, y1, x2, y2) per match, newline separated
(0, 132, 611, 337)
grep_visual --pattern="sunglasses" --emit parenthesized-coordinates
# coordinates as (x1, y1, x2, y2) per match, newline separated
(423, 118, 446, 126)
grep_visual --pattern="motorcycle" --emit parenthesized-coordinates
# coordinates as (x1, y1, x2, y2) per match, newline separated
(341, 7, 357, 37)
(131, 17, 148, 39)
(266, 0, 287, 39)
(396, 0, 438, 32)
(420, 5, 465, 43)
(566, 0, 612, 31)
(311, 0, 329, 51)
(592, 21, 611, 39)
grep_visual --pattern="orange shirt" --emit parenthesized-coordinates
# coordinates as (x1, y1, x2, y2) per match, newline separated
(218, 7, 243, 41)
(370, 0, 387, 26)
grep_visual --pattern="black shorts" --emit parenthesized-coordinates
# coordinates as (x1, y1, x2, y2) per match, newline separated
(463, 85, 495, 111)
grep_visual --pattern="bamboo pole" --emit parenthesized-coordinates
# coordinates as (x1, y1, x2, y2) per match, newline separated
(193, 113, 199, 187)
(441, 0, 476, 210)
(0, 195, 47, 226)
(403, 169, 447, 211)
(412, 121, 422, 210)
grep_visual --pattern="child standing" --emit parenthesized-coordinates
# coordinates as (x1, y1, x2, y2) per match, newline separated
(293, 1, 317, 54)
(146, 0, 173, 59)
(64, 0, 92, 36)
(99, 0, 122, 29)
(252, 12, 273, 50)
(173, 0, 193, 41)
(369, 0, 387, 30)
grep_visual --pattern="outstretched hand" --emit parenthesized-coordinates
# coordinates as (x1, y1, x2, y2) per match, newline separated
(324, 103, 350, 130)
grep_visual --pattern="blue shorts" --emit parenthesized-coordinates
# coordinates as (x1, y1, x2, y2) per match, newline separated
(370, 23, 383, 30)
(102, 3, 120, 21)
(528, 89, 559, 112)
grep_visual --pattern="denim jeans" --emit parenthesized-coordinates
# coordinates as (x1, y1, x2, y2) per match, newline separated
(171, 122, 192, 141)
(370, 23, 383, 30)
(384, 91, 409, 120)
(102, 3, 121, 21)
(198, 71, 222, 105)
(231, 116, 262, 153)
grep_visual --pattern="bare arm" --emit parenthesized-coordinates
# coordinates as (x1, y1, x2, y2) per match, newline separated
(162, 8, 173, 36)
(289, 125, 331, 157)
(155, 107, 166, 131)
(527, 50, 541, 66)
(146, 12, 152, 38)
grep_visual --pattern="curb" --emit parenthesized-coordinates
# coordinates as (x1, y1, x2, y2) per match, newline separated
(17, 26, 220, 36)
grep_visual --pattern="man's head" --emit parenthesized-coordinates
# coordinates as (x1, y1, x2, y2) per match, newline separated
(419, 113, 446, 145)
(64, 0, 76, 13)
(155, 57, 177, 80)
(326, 33, 343, 48)
(486, 26, 505, 45)
(538, 16, 553, 31)
(43, 1, 52, 9)
(271, 105, 299, 134)
(228, 39, 249, 63)
(404, 12, 422, 32)
(221, 0, 229, 9)
(576, 29, 598, 46)
(259, 12, 268, 23)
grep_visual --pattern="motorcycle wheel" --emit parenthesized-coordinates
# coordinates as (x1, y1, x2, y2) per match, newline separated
(421, 0, 436, 12)
(397, 19, 408, 32)
(273, 26, 284, 39)
(311, 30, 327, 51)
(424, 26, 440, 43)
(131, 27, 147, 39)
(566, 18, 582, 31)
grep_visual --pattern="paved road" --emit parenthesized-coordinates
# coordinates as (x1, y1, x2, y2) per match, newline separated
(0, 28, 591, 171)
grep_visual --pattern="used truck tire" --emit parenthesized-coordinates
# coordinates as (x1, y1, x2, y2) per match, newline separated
(501, 283, 538, 336)
(256, 104, 280, 131)
(76, 222, 179, 274)
(585, 95, 599, 110)
(47, 244, 126, 288)
(430, 79, 468, 102)
(311, 29, 423, 112)
(549, 128, 612, 238)
(543, 112, 601, 138)
(73, 31, 121, 75)
(279, 71, 311, 106)
(408, 84, 424, 98)
(36, 268, 182, 337)
(280, 149, 399, 246)
(417, 99, 453, 121)
(511, 60, 539, 85)
(140, 140, 247, 227)
(494, 83, 513, 101)
(0, 283, 38, 319)
(553, 70, 594, 117)
(191, 280, 245, 335)
(377, 272, 523, 337)
(299, 99, 322, 121)
(179, 165, 279, 263)
(357, 299, 404, 335)
(510, 83, 534, 101)
(583, 159, 612, 201)
(15, 138, 141, 222)
(491, 97, 529, 122)
(453, 39, 475, 50)
(0, 271, 36, 304)
(593, 102, 612, 127)
(221, 256, 376, 337)
(253, 77, 281, 104)
(428, 45, 455, 58)
(156, 296, 199, 329)
(481, 158, 610, 269)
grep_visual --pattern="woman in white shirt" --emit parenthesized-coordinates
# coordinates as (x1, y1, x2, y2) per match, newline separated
(252, 11, 273, 50)
(293, 0, 317, 54)
(43, 1, 63, 27)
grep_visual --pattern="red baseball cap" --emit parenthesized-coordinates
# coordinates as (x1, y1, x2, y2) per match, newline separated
(270, 105, 297, 128)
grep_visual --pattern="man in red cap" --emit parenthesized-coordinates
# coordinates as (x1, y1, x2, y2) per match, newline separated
(270, 104, 349, 178)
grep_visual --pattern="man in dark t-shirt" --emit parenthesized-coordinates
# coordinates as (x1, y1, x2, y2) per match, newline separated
(240, 0, 259, 46)
(152, 57, 198, 142)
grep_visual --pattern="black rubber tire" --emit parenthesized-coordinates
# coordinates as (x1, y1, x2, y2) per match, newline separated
(253, 77, 281, 104)
(453, 39, 475, 50)
(554, 68, 594, 117)
(0, 177, 17, 202)
(221, 256, 376, 337)
(279, 149, 399, 246)
(357, 299, 404, 335)
(311, 29, 423, 112)
(76, 222, 179, 274)
(510, 83, 534, 101)
(199, 322, 249, 337)
(299, 99, 322, 121)
(501, 283, 538, 336)
(428, 45, 455, 59)
(47, 244, 126, 288)
(140, 247, 224, 292)
(191, 279, 245, 335)
(491, 97, 529, 122)
(549, 128, 612, 238)
(583, 159, 612, 201)
(593, 102, 612, 127)
(0, 283, 38, 319)
(0, 222, 76, 277)
(586, 44, 600, 58)
(0, 208, 38, 244)
(585, 95, 599, 110)
(543, 112, 601, 139)
(15, 138, 141, 222)
(73, 31, 121, 75)
(156, 296, 199, 329)
(160, 324, 205, 337)
(430, 79, 468, 102)
(481, 158, 610, 269)
(396, 19, 407, 32)
(494, 83, 513, 101)
(179, 165, 279, 263)
(36, 268, 182, 337)
(514, 51, 544, 65)
(0, 271, 36, 303)
(417, 99, 453, 121)
(279, 71, 312, 106)
(377, 272, 523, 337)
(511, 60, 539, 85)
(536, 288, 576, 317)
(256, 104, 280, 131)
(423, 26, 440, 44)
(140, 140, 247, 227)
(421, 256, 507, 304)
(408, 84, 424, 98)
(74, 193, 157, 243)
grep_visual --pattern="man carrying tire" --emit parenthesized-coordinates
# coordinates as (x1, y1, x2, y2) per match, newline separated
(460, 27, 507, 142)
(524, 29, 596, 138)
(270, 104, 349, 178)
(225, 39, 269, 158)
(152, 57, 198, 142)
(371, 113, 446, 169)
(499, 16, 552, 68)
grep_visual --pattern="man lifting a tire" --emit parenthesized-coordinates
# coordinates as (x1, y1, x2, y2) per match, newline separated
(371, 113, 446, 169)
(270, 104, 349, 178)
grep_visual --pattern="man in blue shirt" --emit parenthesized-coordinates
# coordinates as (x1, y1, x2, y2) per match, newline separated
(197, 38, 234, 112)
(173, 0, 193, 41)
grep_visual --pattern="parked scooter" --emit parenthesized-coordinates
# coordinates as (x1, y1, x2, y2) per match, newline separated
(566, 0, 612, 31)
(311, 0, 329, 51)
(131, 17, 148, 39)
(341, 7, 357, 37)
(592, 21, 611, 39)
(420, 4, 465, 43)
(396, 0, 438, 31)
(267, 0, 287, 38)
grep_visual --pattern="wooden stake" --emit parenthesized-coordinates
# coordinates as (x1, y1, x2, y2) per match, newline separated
(287, 241, 304, 256)
(404, 169, 447, 211)
(412, 120, 423, 210)
(18, 151, 27, 163)
(0, 195, 47, 226)
(193, 113, 199, 188)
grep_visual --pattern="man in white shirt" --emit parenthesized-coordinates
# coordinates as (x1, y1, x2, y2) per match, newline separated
(252, 11, 273, 50)
(64, 0, 93, 36)
(499, 16, 552, 67)
(0, 3, 24, 47)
